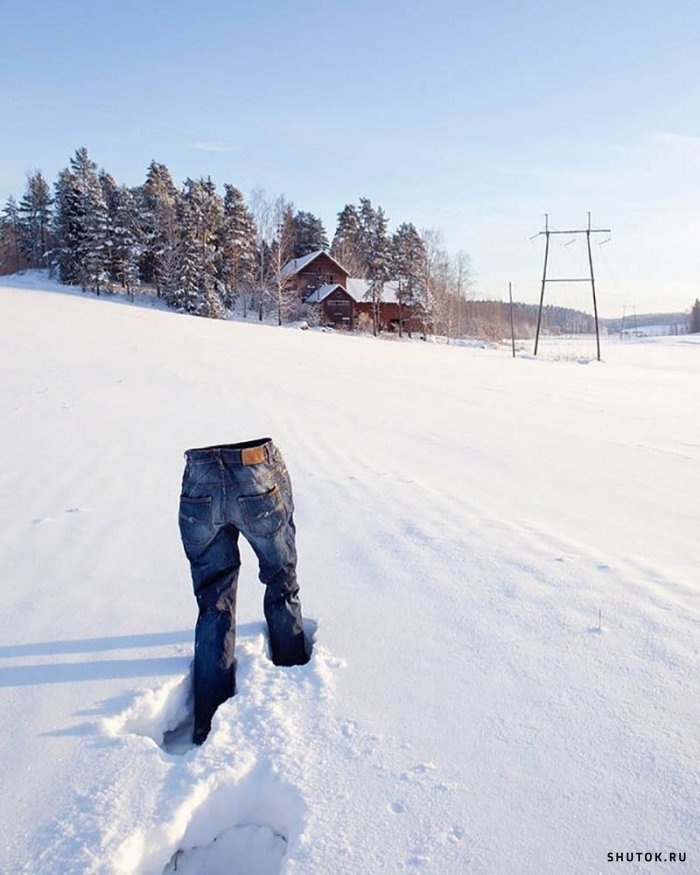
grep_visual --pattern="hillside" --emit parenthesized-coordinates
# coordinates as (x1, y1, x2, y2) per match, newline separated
(0, 277, 698, 874)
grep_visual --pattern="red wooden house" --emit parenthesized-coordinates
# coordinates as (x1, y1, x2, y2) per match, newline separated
(282, 250, 422, 332)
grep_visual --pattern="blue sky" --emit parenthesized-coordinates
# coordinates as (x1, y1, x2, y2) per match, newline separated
(3, 0, 699, 316)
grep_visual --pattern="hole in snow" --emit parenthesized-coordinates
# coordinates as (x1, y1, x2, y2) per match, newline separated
(102, 666, 195, 755)
(163, 823, 287, 875)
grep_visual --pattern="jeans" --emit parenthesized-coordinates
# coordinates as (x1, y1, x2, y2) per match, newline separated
(178, 438, 308, 744)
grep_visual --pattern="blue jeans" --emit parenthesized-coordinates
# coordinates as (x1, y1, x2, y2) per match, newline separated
(178, 438, 308, 744)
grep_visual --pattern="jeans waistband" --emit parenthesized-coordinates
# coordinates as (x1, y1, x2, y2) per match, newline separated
(185, 438, 278, 466)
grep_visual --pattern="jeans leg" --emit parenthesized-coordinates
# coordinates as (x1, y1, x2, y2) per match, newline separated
(263, 565, 308, 666)
(248, 514, 308, 667)
(190, 526, 241, 743)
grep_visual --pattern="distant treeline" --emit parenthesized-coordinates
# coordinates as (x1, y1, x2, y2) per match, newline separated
(463, 301, 594, 340)
(601, 312, 690, 333)
(5, 146, 689, 339)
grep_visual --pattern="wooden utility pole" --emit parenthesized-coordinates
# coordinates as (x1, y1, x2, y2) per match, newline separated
(531, 212, 610, 361)
(508, 281, 516, 357)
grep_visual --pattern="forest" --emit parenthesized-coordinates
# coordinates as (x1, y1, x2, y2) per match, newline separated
(0, 147, 602, 339)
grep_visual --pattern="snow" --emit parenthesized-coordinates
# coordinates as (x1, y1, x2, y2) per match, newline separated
(0, 276, 698, 874)
(346, 277, 402, 303)
(304, 283, 345, 303)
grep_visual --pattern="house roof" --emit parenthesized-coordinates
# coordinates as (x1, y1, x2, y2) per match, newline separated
(305, 283, 348, 303)
(346, 278, 401, 304)
(281, 249, 349, 277)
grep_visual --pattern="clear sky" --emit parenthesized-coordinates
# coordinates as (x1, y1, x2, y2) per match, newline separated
(3, 0, 699, 316)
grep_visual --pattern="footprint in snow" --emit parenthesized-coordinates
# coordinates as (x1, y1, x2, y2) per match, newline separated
(156, 765, 302, 875)
(163, 823, 286, 875)
(102, 665, 195, 755)
(448, 824, 466, 843)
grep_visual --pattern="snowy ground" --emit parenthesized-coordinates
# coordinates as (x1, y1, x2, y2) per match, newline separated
(0, 277, 698, 874)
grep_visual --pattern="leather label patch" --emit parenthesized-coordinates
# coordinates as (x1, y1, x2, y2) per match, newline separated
(241, 446, 266, 465)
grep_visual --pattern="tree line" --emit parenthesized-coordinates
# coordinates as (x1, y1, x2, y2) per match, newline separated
(1, 147, 608, 339)
(689, 300, 700, 333)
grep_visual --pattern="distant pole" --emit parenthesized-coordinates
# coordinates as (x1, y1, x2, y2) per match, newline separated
(508, 281, 516, 357)
(585, 212, 601, 361)
(533, 214, 550, 356)
(619, 305, 626, 340)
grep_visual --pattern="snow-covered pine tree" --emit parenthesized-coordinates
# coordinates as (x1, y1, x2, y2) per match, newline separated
(173, 178, 224, 318)
(219, 184, 257, 311)
(99, 171, 120, 287)
(68, 148, 110, 293)
(18, 171, 52, 269)
(1, 197, 22, 273)
(109, 185, 141, 295)
(331, 204, 364, 277)
(291, 210, 328, 258)
(0, 213, 11, 274)
(51, 169, 84, 284)
(139, 161, 178, 295)
(81, 175, 110, 294)
(194, 177, 224, 317)
(99, 171, 119, 213)
(173, 188, 201, 314)
(360, 199, 391, 335)
(392, 222, 428, 337)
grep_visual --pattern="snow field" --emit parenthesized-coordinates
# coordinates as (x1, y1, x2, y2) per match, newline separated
(0, 278, 698, 874)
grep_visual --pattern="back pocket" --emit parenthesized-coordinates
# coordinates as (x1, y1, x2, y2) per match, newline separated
(179, 495, 214, 546)
(239, 485, 285, 538)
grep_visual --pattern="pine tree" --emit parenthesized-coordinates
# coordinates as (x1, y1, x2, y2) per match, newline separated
(140, 160, 178, 294)
(18, 171, 52, 268)
(109, 185, 141, 295)
(51, 168, 83, 284)
(198, 176, 224, 306)
(81, 172, 110, 293)
(219, 184, 257, 309)
(99, 171, 119, 214)
(291, 210, 328, 258)
(173, 189, 201, 314)
(689, 299, 700, 333)
(66, 147, 110, 293)
(331, 204, 364, 276)
(1, 197, 22, 273)
(172, 178, 224, 317)
(392, 222, 428, 337)
(359, 199, 391, 335)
